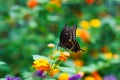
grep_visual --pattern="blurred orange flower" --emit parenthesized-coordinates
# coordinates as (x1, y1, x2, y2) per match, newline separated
(73, 59, 84, 67)
(46, 6, 54, 12)
(90, 19, 101, 28)
(79, 20, 90, 29)
(27, 0, 38, 8)
(55, 51, 70, 62)
(49, 69, 60, 76)
(73, 9, 83, 18)
(84, 76, 95, 80)
(86, 0, 94, 4)
(33, 58, 50, 71)
(58, 73, 69, 80)
(76, 29, 90, 42)
(91, 51, 99, 58)
(113, 54, 119, 59)
(101, 46, 109, 53)
(59, 53, 67, 62)
(92, 71, 102, 80)
(71, 52, 81, 59)
(50, 0, 61, 7)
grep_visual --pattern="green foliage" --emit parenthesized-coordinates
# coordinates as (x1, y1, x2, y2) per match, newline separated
(0, 0, 120, 79)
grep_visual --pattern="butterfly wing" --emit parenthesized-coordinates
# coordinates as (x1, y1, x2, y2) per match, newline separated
(60, 25, 75, 48)
(59, 25, 84, 52)
(60, 25, 69, 44)
(71, 40, 81, 52)
(67, 26, 76, 40)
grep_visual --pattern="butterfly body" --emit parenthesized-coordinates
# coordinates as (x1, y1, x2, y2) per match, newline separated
(59, 25, 84, 53)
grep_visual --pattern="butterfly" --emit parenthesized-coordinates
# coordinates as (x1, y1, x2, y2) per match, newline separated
(59, 24, 85, 53)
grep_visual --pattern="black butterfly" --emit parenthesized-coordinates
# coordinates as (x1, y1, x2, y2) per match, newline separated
(59, 24, 85, 53)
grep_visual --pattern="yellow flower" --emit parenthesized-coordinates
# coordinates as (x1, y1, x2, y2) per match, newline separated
(84, 76, 95, 80)
(33, 58, 50, 71)
(90, 19, 101, 28)
(104, 52, 113, 59)
(47, 43, 55, 48)
(79, 20, 90, 29)
(49, 69, 60, 77)
(58, 73, 69, 80)
(62, 52, 70, 57)
(50, 0, 61, 7)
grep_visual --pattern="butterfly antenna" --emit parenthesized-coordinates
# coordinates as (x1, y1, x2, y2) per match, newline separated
(80, 49, 85, 52)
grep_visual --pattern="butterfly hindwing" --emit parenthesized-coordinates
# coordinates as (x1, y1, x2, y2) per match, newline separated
(71, 40, 80, 52)
(60, 25, 69, 43)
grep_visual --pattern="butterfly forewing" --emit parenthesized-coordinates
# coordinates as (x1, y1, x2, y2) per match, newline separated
(67, 26, 76, 40)
(60, 25, 71, 44)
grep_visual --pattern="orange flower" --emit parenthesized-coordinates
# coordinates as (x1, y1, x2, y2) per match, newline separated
(33, 58, 50, 71)
(59, 53, 67, 62)
(58, 73, 69, 80)
(92, 71, 102, 80)
(46, 6, 54, 12)
(50, 0, 61, 7)
(57, 51, 70, 62)
(84, 76, 95, 80)
(76, 29, 90, 42)
(71, 52, 81, 59)
(73, 59, 84, 67)
(101, 46, 109, 53)
(91, 51, 99, 58)
(49, 69, 60, 76)
(113, 54, 119, 59)
(86, 0, 94, 4)
(72, 9, 83, 18)
(27, 0, 38, 8)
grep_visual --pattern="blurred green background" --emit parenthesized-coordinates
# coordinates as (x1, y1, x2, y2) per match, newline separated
(0, 0, 120, 79)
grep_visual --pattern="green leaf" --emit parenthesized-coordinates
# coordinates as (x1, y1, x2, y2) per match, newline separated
(0, 78, 5, 80)
(0, 61, 6, 65)
(58, 67, 76, 73)
(32, 55, 48, 60)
